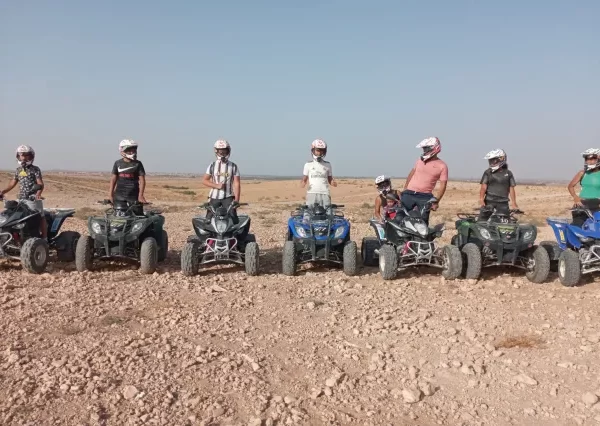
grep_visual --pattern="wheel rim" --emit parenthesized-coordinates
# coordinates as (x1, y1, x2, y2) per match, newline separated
(442, 249, 449, 270)
(379, 251, 386, 271)
(558, 257, 566, 278)
(34, 244, 47, 266)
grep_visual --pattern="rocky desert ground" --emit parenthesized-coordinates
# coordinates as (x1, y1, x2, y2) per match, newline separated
(2, 172, 600, 426)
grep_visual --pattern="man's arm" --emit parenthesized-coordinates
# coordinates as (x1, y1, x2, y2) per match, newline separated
(0, 178, 18, 197)
(301, 163, 309, 188)
(374, 196, 382, 218)
(35, 176, 45, 199)
(479, 184, 488, 206)
(404, 168, 416, 189)
(202, 174, 223, 190)
(233, 176, 241, 202)
(434, 181, 448, 202)
(108, 175, 117, 201)
(509, 186, 518, 209)
(568, 170, 584, 204)
(138, 175, 147, 202)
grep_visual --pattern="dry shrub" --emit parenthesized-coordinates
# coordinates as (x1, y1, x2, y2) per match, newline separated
(495, 334, 544, 349)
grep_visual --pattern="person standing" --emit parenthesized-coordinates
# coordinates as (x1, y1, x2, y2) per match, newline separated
(301, 139, 337, 208)
(401, 137, 448, 225)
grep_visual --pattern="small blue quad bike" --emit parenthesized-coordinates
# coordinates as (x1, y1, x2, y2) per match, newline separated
(545, 206, 600, 287)
(282, 203, 357, 276)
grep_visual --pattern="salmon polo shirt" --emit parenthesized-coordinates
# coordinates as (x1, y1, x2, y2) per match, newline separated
(406, 158, 449, 194)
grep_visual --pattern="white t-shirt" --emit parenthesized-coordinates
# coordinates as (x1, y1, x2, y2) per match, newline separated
(303, 160, 332, 195)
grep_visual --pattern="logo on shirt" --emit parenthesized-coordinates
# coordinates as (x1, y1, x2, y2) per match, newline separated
(19, 170, 28, 177)
(118, 166, 137, 173)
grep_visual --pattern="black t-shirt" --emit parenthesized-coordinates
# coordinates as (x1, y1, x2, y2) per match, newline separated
(112, 159, 146, 201)
(480, 167, 516, 203)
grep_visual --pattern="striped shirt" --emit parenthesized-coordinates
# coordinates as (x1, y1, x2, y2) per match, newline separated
(205, 160, 240, 199)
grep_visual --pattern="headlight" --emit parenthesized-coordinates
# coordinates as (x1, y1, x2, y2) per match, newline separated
(479, 228, 491, 239)
(14, 222, 26, 229)
(523, 230, 534, 241)
(196, 227, 209, 235)
(415, 223, 428, 236)
(0, 216, 7, 225)
(91, 221, 102, 234)
(214, 219, 228, 234)
(334, 226, 345, 238)
(131, 220, 146, 233)
(295, 226, 308, 238)
(404, 220, 416, 233)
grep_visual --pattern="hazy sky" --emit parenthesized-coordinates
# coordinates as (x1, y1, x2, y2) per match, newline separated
(1, 1, 598, 180)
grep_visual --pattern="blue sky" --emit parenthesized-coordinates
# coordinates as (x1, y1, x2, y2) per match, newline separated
(1, 0, 598, 180)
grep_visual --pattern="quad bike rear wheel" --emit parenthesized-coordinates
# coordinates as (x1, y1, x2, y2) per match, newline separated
(539, 240, 560, 272)
(461, 243, 482, 280)
(244, 242, 260, 276)
(75, 236, 94, 272)
(343, 240, 358, 276)
(181, 242, 200, 276)
(378, 244, 398, 280)
(282, 241, 297, 276)
(442, 244, 463, 280)
(140, 237, 158, 274)
(21, 237, 49, 274)
(56, 231, 80, 262)
(525, 245, 550, 284)
(558, 248, 581, 287)
(361, 237, 379, 267)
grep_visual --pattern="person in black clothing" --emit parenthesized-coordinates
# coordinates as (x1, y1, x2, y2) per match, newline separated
(108, 139, 147, 215)
(479, 149, 518, 219)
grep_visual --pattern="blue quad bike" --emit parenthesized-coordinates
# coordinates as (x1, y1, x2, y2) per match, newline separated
(0, 185, 80, 274)
(545, 206, 600, 287)
(361, 194, 462, 281)
(282, 203, 357, 276)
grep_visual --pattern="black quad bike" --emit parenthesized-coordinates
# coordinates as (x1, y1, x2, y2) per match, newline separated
(361, 193, 462, 281)
(282, 203, 357, 276)
(451, 206, 550, 283)
(0, 186, 79, 273)
(180, 201, 259, 276)
(75, 200, 168, 274)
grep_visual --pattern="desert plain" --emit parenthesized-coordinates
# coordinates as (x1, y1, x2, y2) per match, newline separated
(1, 172, 600, 426)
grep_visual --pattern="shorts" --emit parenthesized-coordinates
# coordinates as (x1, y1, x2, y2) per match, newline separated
(23, 199, 44, 213)
(306, 193, 331, 208)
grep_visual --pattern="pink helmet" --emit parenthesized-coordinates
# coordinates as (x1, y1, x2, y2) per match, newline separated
(311, 139, 327, 161)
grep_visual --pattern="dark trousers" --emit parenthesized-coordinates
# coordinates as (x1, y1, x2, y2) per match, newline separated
(114, 196, 144, 216)
(480, 200, 510, 220)
(401, 190, 433, 224)
(572, 198, 600, 227)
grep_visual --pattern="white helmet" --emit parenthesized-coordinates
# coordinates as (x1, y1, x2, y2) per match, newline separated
(416, 137, 441, 162)
(484, 149, 507, 172)
(582, 148, 600, 172)
(375, 175, 392, 195)
(16, 145, 35, 167)
(214, 139, 231, 161)
(119, 139, 138, 160)
(311, 139, 327, 161)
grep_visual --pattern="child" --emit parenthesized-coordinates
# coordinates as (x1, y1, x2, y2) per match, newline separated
(479, 149, 518, 215)
(301, 139, 337, 208)
(109, 139, 147, 215)
(0, 145, 47, 238)
(373, 175, 401, 220)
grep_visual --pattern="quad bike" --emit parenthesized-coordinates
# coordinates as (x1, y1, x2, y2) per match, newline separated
(451, 206, 550, 283)
(545, 206, 600, 287)
(181, 201, 259, 276)
(75, 200, 168, 274)
(0, 186, 79, 273)
(361, 193, 462, 280)
(282, 203, 357, 276)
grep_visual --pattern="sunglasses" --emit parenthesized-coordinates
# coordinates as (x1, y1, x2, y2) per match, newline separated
(585, 155, 598, 160)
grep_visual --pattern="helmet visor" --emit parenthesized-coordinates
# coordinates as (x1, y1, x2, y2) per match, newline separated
(488, 157, 503, 167)
(215, 148, 230, 157)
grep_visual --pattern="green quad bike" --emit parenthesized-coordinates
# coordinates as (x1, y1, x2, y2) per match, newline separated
(451, 205, 550, 283)
(75, 200, 168, 274)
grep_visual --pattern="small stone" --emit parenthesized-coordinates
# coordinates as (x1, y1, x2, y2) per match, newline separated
(306, 302, 316, 310)
(582, 392, 600, 406)
(248, 418, 262, 426)
(515, 374, 538, 386)
(408, 366, 419, 380)
(311, 389, 323, 399)
(284, 396, 296, 405)
(440, 346, 449, 354)
(460, 365, 475, 375)
(419, 382, 435, 396)
(251, 362, 260, 372)
(324, 387, 333, 397)
(402, 388, 422, 404)
(212, 405, 225, 417)
(122, 385, 139, 400)
(325, 378, 337, 388)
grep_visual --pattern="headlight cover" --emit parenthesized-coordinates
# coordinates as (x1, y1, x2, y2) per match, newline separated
(479, 228, 491, 240)
(213, 218, 228, 234)
(415, 223, 428, 236)
(91, 221, 102, 234)
(0, 216, 7, 226)
(334, 226, 345, 238)
(522, 230, 534, 241)
(295, 226, 308, 238)
(131, 220, 146, 233)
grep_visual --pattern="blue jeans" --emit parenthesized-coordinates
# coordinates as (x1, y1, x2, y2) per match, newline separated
(401, 190, 433, 224)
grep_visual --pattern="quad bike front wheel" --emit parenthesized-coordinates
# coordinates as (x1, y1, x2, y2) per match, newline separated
(282, 241, 297, 276)
(343, 240, 358, 276)
(558, 249, 581, 287)
(441, 244, 463, 280)
(21, 238, 49, 274)
(181, 242, 200, 276)
(140, 237, 158, 274)
(525, 245, 550, 284)
(55, 231, 80, 262)
(378, 244, 398, 280)
(75, 236, 94, 272)
(461, 243, 482, 280)
(244, 242, 260, 276)
(158, 230, 169, 262)
(361, 237, 379, 267)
